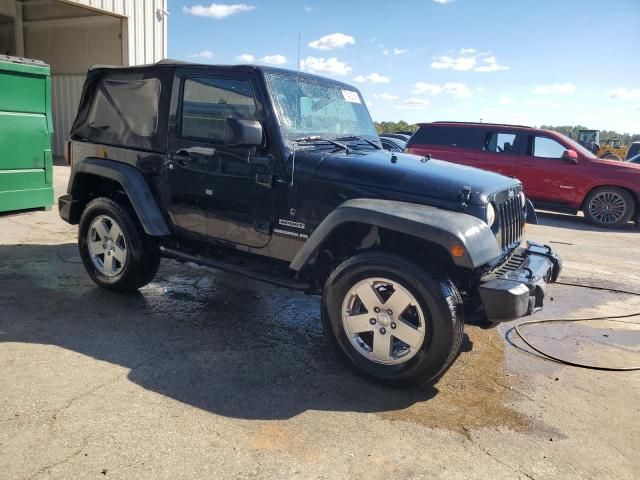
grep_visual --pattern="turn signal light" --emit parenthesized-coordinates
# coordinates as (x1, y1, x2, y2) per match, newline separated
(450, 244, 465, 257)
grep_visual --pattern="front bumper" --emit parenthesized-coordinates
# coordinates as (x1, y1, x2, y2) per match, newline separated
(58, 194, 82, 224)
(478, 242, 562, 321)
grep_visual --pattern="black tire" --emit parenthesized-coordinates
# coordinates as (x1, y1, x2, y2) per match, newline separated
(322, 252, 464, 387)
(602, 152, 622, 161)
(583, 186, 635, 228)
(78, 197, 160, 293)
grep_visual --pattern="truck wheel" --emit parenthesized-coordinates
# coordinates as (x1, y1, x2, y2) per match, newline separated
(583, 187, 634, 228)
(322, 252, 464, 386)
(601, 152, 622, 161)
(78, 197, 160, 293)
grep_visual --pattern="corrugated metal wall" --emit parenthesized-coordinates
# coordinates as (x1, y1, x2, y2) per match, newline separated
(50, 0, 167, 155)
(51, 75, 85, 156)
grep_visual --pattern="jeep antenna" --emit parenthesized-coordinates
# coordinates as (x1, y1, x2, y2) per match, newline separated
(291, 32, 301, 188)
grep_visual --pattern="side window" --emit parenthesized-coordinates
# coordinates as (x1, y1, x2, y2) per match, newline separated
(483, 132, 516, 153)
(409, 126, 457, 147)
(85, 77, 161, 140)
(181, 77, 258, 142)
(533, 136, 566, 159)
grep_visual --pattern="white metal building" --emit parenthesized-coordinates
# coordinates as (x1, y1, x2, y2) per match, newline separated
(0, 0, 168, 157)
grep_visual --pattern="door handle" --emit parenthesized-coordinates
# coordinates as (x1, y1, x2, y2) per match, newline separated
(169, 152, 192, 166)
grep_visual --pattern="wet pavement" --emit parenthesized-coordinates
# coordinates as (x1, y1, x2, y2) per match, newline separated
(0, 167, 638, 479)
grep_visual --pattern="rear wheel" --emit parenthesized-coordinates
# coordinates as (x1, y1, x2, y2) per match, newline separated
(583, 187, 635, 228)
(322, 252, 464, 386)
(78, 197, 160, 292)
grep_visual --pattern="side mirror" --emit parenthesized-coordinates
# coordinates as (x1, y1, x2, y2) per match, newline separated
(562, 149, 578, 164)
(224, 118, 263, 147)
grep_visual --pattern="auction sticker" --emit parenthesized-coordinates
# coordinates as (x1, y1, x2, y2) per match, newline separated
(341, 90, 361, 103)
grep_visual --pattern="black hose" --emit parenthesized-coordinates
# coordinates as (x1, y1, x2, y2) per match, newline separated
(512, 281, 640, 371)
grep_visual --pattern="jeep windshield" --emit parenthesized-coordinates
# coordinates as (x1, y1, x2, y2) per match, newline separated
(266, 73, 378, 145)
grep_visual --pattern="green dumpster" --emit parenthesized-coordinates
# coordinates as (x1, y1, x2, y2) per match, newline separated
(0, 55, 53, 213)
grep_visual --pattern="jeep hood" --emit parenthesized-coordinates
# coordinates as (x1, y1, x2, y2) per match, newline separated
(314, 149, 520, 205)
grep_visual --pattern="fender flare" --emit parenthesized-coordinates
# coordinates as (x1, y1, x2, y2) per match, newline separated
(69, 158, 170, 236)
(290, 198, 501, 271)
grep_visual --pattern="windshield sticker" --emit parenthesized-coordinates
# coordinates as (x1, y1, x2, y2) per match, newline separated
(341, 90, 361, 104)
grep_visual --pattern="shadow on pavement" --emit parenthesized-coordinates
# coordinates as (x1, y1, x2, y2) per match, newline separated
(536, 210, 639, 233)
(0, 243, 443, 420)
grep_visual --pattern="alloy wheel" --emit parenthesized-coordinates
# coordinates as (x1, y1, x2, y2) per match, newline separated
(588, 191, 627, 225)
(87, 215, 128, 277)
(341, 277, 426, 365)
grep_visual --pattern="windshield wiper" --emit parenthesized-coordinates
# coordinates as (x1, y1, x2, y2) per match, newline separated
(295, 136, 351, 154)
(336, 135, 381, 150)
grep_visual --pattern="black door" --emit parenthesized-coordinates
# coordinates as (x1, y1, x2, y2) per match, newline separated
(167, 73, 273, 248)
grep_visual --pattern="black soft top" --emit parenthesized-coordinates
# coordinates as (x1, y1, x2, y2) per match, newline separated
(71, 60, 360, 152)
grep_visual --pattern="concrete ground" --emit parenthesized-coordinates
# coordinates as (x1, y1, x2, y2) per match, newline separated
(0, 166, 638, 480)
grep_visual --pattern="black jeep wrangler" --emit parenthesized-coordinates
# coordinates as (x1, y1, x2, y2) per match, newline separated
(59, 61, 561, 385)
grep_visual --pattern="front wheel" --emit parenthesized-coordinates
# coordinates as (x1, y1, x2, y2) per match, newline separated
(322, 252, 464, 386)
(583, 187, 635, 228)
(78, 197, 161, 292)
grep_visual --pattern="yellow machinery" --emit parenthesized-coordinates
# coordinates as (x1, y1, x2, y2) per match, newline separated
(577, 129, 628, 160)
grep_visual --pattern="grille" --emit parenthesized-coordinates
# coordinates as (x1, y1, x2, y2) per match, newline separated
(497, 194, 525, 249)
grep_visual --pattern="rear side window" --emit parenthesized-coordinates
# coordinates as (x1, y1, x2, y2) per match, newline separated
(408, 125, 482, 149)
(181, 77, 258, 142)
(484, 132, 516, 153)
(409, 125, 457, 146)
(533, 136, 566, 159)
(86, 78, 160, 137)
(71, 70, 170, 152)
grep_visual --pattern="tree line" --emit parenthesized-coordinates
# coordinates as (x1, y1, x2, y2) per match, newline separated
(374, 121, 640, 144)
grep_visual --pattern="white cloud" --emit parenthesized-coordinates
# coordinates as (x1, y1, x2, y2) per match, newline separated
(375, 93, 399, 101)
(300, 56, 351, 76)
(260, 54, 287, 65)
(394, 48, 408, 55)
(431, 51, 509, 72)
(433, 0, 453, 3)
(499, 96, 514, 105)
(188, 50, 214, 59)
(304, 6, 312, 12)
(431, 55, 476, 71)
(183, 3, 255, 19)
(533, 83, 576, 95)
(608, 88, 640, 100)
(397, 98, 431, 110)
(353, 72, 390, 84)
(308, 33, 355, 50)
(412, 82, 472, 99)
(475, 63, 509, 72)
(236, 53, 255, 62)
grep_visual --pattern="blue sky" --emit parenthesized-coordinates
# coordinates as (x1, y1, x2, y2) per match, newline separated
(168, 0, 640, 133)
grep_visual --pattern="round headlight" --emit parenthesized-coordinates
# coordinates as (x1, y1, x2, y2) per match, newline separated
(519, 191, 526, 209)
(486, 203, 496, 227)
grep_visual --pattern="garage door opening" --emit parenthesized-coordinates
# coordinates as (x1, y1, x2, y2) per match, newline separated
(0, 0, 126, 159)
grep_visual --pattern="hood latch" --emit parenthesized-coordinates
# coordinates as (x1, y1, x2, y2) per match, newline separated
(459, 186, 472, 209)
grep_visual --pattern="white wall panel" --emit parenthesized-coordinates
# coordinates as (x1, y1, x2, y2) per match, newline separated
(63, 0, 168, 65)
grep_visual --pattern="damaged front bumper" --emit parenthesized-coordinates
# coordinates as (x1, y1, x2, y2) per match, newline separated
(479, 242, 562, 321)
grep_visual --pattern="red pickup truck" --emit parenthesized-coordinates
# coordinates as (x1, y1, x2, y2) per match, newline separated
(406, 122, 640, 228)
